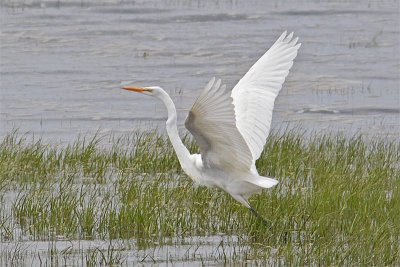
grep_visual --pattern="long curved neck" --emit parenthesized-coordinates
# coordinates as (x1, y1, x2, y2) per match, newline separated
(158, 90, 191, 166)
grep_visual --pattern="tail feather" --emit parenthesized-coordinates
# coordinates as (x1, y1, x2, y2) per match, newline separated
(248, 175, 278, 189)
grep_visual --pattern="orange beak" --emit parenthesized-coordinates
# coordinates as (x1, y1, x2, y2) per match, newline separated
(121, 86, 148, 92)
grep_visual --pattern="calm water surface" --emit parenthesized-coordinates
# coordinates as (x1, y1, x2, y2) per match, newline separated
(1, 0, 399, 143)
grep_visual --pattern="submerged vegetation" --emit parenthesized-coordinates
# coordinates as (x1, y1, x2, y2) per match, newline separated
(0, 129, 399, 266)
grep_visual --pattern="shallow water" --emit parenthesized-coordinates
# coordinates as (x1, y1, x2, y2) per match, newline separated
(1, 0, 399, 144)
(1, 235, 249, 266)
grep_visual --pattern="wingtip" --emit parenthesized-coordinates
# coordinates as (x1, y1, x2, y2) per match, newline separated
(285, 32, 294, 42)
(207, 77, 216, 87)
(214, 78, 222, 91)
(278, 30, 287, 41)
(289, 36, 299, 46)
(278, 31, 300, 44)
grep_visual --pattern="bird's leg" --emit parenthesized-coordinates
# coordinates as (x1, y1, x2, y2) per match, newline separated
(249, 205, 270, 225)
(233, 194, 270, 225)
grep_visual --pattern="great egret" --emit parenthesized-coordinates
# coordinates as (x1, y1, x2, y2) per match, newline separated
(122, 31, 300, 218)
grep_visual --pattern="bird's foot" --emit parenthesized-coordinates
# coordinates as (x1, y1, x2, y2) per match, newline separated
(249, 206, 270, 225)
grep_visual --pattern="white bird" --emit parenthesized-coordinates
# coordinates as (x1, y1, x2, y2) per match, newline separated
(122, 31, 301, 218)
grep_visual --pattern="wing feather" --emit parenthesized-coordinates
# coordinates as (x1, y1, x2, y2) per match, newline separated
(185, 78, 253, 171)
(232, 31, 301, 162)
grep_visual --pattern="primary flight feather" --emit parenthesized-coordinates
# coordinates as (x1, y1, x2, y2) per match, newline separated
(122, 31, 301, 216)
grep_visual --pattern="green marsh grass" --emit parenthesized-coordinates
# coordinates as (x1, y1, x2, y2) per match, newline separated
(0, 130, 399, 266)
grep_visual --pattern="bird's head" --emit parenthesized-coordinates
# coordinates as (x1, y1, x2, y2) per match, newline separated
(121, 85, 164, 97)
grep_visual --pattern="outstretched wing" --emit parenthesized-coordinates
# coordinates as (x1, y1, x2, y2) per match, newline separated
(185, 77, 253, 171)
(232, 31, 301, 162)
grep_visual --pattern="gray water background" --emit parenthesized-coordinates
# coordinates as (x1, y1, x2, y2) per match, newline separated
(1, 0, 399, 143)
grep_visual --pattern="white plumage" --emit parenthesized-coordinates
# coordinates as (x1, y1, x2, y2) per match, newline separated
(185, 77, 252, 172)
(232, 31, 301, 163)
(122, 31, 301, 213)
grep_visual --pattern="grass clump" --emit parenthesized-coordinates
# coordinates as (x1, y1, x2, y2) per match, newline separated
(0, 129, 399, 266)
